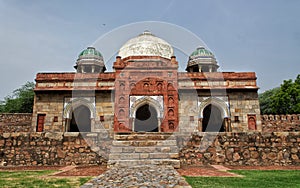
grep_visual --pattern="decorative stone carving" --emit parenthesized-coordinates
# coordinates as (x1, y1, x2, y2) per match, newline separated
(119, 97, 125, 105)
(168, 109, 174, 116)
(129, 96, 164, 118)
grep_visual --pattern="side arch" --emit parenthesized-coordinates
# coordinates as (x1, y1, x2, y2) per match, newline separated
(199, 97, 229, 119)
(63, 98, 96, 132)
(63, 98, 96, 119)
(198, 97, 231, 132)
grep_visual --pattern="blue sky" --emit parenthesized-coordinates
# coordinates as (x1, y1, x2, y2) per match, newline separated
(0, 0, 299, 100)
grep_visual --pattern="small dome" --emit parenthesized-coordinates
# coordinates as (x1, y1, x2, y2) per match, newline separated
(189, 46, 214, 59)
(186, 46, 219, 73)
(78, 47, 103, 58)
(118, 30, 174, 59)
(75, 47, 106, 73)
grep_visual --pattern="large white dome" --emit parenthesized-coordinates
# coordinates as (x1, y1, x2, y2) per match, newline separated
(118, 30, 174, 59)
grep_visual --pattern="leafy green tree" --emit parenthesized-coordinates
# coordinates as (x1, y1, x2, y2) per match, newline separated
(0, 82, 35, 113)
(259, 87, 279, 114)
(271, 75, 300, 114)
(259, 74, 300, 114)
(0, 101, 4, 112)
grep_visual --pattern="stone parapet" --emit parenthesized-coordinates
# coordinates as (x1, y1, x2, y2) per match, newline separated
(178, 72, 258, 90)
(0, 113, 32, 133)
(262, 114, 300, 132)
(0, 113, 32, 123)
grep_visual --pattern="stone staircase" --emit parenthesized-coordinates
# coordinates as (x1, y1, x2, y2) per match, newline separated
(108, 132, 180, 168)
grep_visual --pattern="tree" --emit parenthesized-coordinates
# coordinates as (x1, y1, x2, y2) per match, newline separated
(259, 87, 279, 114)
(259, 74, 300, 114)
(0, 82, 35, 113)
(271, 75, 300, 114)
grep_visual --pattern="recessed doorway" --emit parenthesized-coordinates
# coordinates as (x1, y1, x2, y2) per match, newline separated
(202, 104, 225, 132)
(69, 105, 91, 132)
(134, 104, 158, 132)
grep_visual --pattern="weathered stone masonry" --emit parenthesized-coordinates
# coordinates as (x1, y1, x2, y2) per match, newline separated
(0, 113, 299, 166)
(0, 131, 299, 166)
(262, 114, 300, 132)
(0, 132, 109, 166)
(178, 132, 300, 166)
(0, 113, 32, 133)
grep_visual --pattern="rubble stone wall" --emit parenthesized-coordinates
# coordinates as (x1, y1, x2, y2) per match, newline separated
(0, 132, 109, 166)
(0, 113, 32, 133)
(178, 132, 300, 166)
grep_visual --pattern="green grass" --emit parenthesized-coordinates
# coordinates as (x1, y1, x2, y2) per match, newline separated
(0, 170, 92, 188)
(185, 170, 300, 188)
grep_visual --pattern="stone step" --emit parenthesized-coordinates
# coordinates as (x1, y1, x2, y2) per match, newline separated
(112, 140, 177, 147)
(114, 133, 175, 141)
(110, 146, 179, 153)
(109, 153, 179, 160)
(109, 133, 180, 169)
(107, 159, 180, 169)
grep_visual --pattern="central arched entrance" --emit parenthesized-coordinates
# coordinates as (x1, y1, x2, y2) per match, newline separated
(69, 105, 91, 132)
(202, 104, 225, 132)
(134, 104, 158, 132)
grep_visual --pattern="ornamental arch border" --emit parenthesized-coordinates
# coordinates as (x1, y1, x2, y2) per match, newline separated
(63, 98, 96, 119)
(199, 97, 230, 119)
(130, 96, 164, 119)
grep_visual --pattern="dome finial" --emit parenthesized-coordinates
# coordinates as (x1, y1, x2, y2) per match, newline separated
(197, 46, 205, 50)
(143, 30, 151, 35)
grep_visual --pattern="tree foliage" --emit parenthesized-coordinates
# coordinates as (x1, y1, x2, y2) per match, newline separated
(0, 82, 35, 113)
(259, 74, 300, 114)
(259, 87, 280, 114)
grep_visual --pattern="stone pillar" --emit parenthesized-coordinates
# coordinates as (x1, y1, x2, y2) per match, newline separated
(224, 118, 229, 132)
(91, 118, 95, 132)
(198, 118, 203, 132)
(129, 117, 134, 132)
(64, 118, 70, 132)
(228, 118, 231, 132)
(198, 65, 202, 72)
(209, 66, 212, 72)
(92, 65, 95, 73)
(158, 118, 161, 132)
